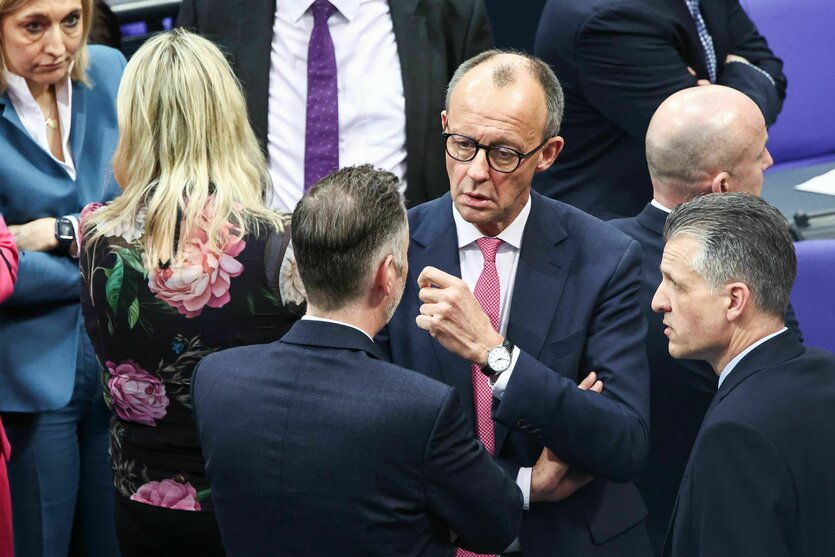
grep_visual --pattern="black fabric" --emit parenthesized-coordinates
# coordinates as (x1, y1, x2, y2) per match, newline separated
(115, 494, 225, 557)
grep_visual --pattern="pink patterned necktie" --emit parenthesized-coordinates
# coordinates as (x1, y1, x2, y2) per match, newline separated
(304, 0, 339, 191)
(457, 237, 502, 557)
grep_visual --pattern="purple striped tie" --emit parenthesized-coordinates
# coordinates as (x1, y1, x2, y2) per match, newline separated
(304, 0, 339, 191)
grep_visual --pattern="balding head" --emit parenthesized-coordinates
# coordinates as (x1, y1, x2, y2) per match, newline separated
(646, 85, 773, 207)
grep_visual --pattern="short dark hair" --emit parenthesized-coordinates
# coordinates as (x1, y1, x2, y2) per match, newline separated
(292, 164, 407, 311)
(664, 193, 796, 317)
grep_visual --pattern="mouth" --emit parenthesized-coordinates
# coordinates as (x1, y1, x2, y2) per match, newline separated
(461, 192, 492, 208)
(39, 61, 66, 72)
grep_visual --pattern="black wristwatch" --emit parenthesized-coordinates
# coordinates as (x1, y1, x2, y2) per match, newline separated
(480, 338, 515, 378)
(54, 216, 75, 253)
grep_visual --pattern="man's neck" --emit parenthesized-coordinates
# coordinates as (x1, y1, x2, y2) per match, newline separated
(305, 305, 381, 340)
(712, 316, 786, 373)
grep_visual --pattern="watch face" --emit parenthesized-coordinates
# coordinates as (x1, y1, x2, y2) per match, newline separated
(57, 220, 74, 240)
(488, 346, 512, 373)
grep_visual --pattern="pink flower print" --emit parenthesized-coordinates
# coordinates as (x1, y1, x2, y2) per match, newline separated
(148, 219, 246, 318)
(107, 360, 169, 426)
(130, 478, 202, 511)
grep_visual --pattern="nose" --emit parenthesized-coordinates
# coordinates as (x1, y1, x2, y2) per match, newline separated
(651, 283, 670, 314)
(762, 147, 774, 171)
(43, 25, 66, 57)
(465, 147, 490, 182)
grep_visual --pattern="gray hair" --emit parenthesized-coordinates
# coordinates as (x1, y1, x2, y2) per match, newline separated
(445, 49, 564, 139)
(663, 193, 796, 317)
(291, 164, 407, 311)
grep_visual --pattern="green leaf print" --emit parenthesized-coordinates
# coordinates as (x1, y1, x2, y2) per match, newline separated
(105, 256, 124, 315)
(128, 298, 140, 329)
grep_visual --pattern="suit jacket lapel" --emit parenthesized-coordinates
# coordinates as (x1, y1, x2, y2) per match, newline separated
(237, 0, 277, 148)
(70, 80, 87, 167)
(389, 0, 432, 199)
(497, 192, 570, 450)
(0, 94, 30, 141)
(410, 196, 476, 431)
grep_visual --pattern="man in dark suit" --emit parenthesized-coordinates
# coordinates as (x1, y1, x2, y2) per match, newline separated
(611, 84, 802, 555)
(192, 165, 522, 556)
(382, 50, 653, 556)
(654, 193, 835, 557)
(533, 0, 786, 219)
(177, 0, 492, 209)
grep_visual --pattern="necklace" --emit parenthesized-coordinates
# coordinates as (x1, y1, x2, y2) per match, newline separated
(44, 107, 58, 131)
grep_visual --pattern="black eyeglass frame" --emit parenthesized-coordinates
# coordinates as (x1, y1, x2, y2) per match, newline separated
(441, 132, 552, 173)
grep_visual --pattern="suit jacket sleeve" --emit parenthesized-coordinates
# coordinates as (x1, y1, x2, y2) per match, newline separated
(425, 389, 522, 553)
(460, 0, 493, 60)
(572, 5, 700, 142)
(5, 251, 81, 306)
(718, 0, 786, 125)
(681, 420, 794, 557)
(494, 240, 650, 481)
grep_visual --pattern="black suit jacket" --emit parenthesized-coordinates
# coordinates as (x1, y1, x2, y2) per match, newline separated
(664, 332, 835, 557)
(192, 320, 522, 557)
(381, 192, 653, 556)
(611, 203, 803, 556)
(533, 0, 786, 219)
(177, 0, 493, 206)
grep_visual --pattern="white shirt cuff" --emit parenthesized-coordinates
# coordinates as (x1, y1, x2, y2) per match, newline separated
(516, 466, 531, 511)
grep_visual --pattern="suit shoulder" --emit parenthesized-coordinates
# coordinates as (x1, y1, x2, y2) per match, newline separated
(85, 45, 126, 89)
(407, 195, 449, 225)
(539, 195, 638, 252)
(373, 358, 455, 402)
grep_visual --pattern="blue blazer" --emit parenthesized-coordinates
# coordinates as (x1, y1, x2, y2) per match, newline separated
(0, 46, 125, 412)
(611, 202, 803, 555)
(381, 192, 653, 556)
(193, 320, 522, 556)
(665, 332, 835, 557)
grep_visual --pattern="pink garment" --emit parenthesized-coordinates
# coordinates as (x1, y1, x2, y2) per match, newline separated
(0, 214, 18, 557)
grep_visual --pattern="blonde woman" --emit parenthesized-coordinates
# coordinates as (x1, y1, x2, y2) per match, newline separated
(0, 0, 125, 554)
(80, 30, 303, 556)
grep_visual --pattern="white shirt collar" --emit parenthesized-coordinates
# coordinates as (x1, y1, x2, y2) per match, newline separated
(280, 0, 360, 22)
(301, 314, 374, 341)
(452, 195, 531, 250)
(717, 327, 788, 388)
(650, 198, 673, 213)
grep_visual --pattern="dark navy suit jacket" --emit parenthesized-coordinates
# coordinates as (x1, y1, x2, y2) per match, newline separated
(533, 0, 786, 219)
(611, 203, 803, 555)
(381, 192, 653, 556)
(665, 332, 835, 557)
(193, 319, 522, 557)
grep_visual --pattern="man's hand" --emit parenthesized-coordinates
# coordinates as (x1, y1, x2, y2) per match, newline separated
(8, 217, 58, 252)
(415, 266, 503, 365)
(725, 53, 750, 65)
(686, 66, 710, 86)
(530, 371, 601, 502)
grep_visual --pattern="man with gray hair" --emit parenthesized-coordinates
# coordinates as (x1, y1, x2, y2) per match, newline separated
(192, 165, 522, 556)
(610, 84, 802, 555)
(655, 193, 835, 557)
(383, 50, 653, 555)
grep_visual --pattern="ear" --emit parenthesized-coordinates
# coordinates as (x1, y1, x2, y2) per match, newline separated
(724, 282, 751, 322)
(535, 136, 565, 173)
(710, 172, 731, 194)
(441, 110, 448, 131)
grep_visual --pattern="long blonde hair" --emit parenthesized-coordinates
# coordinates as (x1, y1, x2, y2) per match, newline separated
(0, 0, 93, 92)
(85, 29, 284, 268)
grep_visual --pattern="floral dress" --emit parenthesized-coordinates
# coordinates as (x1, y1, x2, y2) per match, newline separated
(79, 202, 304, 511)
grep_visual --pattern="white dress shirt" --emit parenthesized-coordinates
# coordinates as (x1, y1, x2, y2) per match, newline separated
(453, 196, 532, 517)
(5, 70, 76, 180)
(267, 0, 407, 211)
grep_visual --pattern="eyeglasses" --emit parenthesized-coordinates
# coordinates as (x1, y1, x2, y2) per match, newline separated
(442, 132, 551, 173)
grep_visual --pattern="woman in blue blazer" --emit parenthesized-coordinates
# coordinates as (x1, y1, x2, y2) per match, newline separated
(0, 0, 124, 554)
